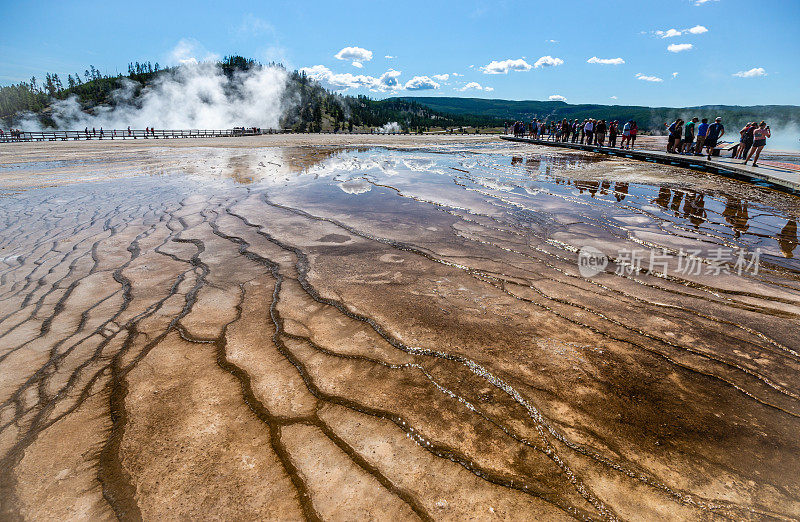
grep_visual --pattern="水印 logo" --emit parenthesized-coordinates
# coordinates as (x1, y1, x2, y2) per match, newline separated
(578, 246, 608, 277)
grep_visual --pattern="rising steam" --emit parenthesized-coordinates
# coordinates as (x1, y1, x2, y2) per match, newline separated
(22, 62, 289, 130)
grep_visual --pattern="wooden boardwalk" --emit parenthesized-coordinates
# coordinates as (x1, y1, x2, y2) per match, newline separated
(501, 136, 800, 194)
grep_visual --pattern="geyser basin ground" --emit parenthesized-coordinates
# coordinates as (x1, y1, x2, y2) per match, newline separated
(0, 135, 799, 520)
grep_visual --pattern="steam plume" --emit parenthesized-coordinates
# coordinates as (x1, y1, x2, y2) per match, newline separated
(21, 62, 289, 130)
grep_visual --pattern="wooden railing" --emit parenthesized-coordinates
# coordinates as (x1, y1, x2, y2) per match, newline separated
(0, 128, 284, 143)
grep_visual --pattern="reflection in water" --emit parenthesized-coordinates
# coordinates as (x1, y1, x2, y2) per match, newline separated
(574, 180, 600, 197)
(683, 193, 707, 228)
(654, 186, 671, 208)
(670, 190, 684, 215)
(778, 220, 798, 258)
(723, 198, 750, 237)
(613, 182, 628, 201)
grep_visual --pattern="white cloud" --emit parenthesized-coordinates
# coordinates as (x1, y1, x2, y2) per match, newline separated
(352, 61, 363, 68)
(548, 95, 567, 102)
(656, 28, 683, 38)
(334, 46, 374, 65)
(667, 43, 693, 53)
(339, 179, 372, 194)
(300, 65, 372, 90)
(404, 76, 440, 90)
(672, 72, 679, 78)
(534, 55, 564, 68)
(733, 67, 767, 78)
(169, 38, 219, 65)
(376, 69, 402, 90)
(458, 81, 490, 91)
(481, 58, 532, 74)
(384, 55, 396, 59)
(587, 56, 625, 65)
(547, 39, 559, 43)
(610, 96, 618, 100)
(694, 0, 718, 5)
(635, 72, 663, 82)
(299, 65, 402, 91)
(451, 72, 462, 77)
(432, 73, 450, 82)
(655, 25, 709, 38)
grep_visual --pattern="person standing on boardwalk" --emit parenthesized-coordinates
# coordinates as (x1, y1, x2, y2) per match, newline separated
(595, 120, 607, 146)
(584, 119, 594, 145)
(608, 121, 618, 148)
(629, 121, 638, 149)
(695, 118, 709, 155)
(705, 117, 725, 159)
(736, 122, 755, 159)
(683, 117, 697, 154)
(667, 119, 683, 153)
(744, 121, 770, 167)
(620, 120, 632, 149)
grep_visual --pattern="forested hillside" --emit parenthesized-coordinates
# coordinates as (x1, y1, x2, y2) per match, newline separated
(394, 97, 800, 134)
(0, 57, 502, 132)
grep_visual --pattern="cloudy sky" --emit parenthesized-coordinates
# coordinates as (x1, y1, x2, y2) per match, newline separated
(1, 0, 797, 106)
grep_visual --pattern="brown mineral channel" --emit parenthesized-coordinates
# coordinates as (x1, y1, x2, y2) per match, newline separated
(1, 135, 799, 521)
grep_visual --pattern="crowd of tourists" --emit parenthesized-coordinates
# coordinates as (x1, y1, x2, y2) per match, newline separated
(665, 117, 770, 167)
(509, 119, 640, 149)
(508, 115, 772, 167)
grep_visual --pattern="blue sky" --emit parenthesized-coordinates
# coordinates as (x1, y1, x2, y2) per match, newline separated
(1, 0, 797, 107)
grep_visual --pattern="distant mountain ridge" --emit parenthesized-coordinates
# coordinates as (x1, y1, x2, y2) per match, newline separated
(392, 96, 800, 133)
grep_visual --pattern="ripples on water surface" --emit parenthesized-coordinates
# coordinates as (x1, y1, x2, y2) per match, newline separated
(0, 141, 799, 520)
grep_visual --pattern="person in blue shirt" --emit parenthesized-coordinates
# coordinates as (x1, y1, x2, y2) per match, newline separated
(695, 118, 709, 155)
(704, 117, 725, 159)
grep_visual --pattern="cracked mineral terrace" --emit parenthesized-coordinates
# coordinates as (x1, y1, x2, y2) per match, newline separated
(0, 134, 799, 520)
